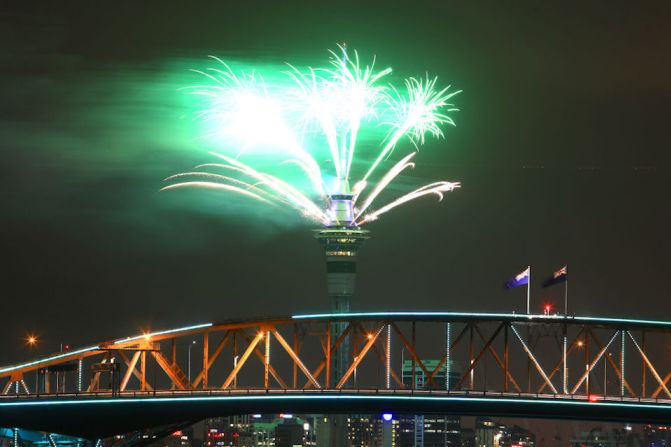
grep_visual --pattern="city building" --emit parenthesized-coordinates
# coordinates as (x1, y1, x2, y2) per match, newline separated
(507, 425, 535, 447)
(315, 417, 331, 447)
(475, 418, 508, 447)
(571, 428, 616, 447)
(399, 359, 461, 447)
(149, 427, 194, 447)
(569, 425, 641, 447)
(645, 426, 671, 447)
(203, 414, 317, 447)
(275, 422, 304, 447)
(462, 428, 476, 447)
(205, 417, 253, 447)
(401, 359, 460, 391)
(347, 415, 399, 447)
(348, 415, 378, 446)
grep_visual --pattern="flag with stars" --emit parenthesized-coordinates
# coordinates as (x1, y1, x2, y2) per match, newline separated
(542, 265, 567, 287)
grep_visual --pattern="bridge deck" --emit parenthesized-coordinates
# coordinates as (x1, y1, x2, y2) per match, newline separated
(1, 389, 671, 439)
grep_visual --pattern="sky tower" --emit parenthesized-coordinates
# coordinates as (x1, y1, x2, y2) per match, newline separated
(314, 190, 369, 447)
(315, 191, 369, 385)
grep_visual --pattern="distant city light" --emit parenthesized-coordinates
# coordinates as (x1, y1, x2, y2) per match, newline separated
(382, 413, 393, 422)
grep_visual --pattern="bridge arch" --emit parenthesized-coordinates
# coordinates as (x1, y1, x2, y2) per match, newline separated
(2, 312, 671, 438)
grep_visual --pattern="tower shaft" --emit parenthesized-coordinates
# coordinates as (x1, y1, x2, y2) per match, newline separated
(315, 226, 369, 386)
(316, 193, 369, 447)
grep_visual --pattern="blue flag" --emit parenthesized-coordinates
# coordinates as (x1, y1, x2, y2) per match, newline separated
(505, 267, 530, 289)
(542, 266, 567, 288)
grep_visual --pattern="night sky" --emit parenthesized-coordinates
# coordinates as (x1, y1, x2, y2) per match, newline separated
(1, 1, 670, 364)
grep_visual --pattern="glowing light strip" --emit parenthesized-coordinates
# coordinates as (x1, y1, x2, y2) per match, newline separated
(621, 330, 626, 397)
(113, 323, 212, 344)
(446, 322, 451, 391)
(0, 346, 99, 374)
(0, 323, 213, 374)
(294, 311, 561, 320)
(265, 330, 271, 388)
(292, 312, 671, 328)
(386, 324, 391, 389)
(562, 336, 568, 394)
(574, 316, 671, 327)
(1, 393, 671, 412)
(77, 359, 83, 393)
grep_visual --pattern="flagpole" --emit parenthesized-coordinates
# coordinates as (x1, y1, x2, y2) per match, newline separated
(564, 268, 568, 315)
(527, 266, 531, 314)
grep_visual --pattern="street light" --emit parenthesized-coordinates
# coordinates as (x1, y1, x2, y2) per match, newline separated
(25, 335, 38, 393)
(188, 340, 197, 384)
(23, 336, 75, 393)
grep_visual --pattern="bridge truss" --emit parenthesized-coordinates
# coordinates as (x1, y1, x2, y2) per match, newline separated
(2, 312, 671, 400)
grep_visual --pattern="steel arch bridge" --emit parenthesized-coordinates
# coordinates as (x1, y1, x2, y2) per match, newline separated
(3, 312, 671, 438)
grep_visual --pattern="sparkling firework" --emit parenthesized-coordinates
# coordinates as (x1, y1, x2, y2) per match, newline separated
(164, 46, 461, 226)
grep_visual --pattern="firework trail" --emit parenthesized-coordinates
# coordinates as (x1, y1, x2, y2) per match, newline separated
(164, 46, 461, 226)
